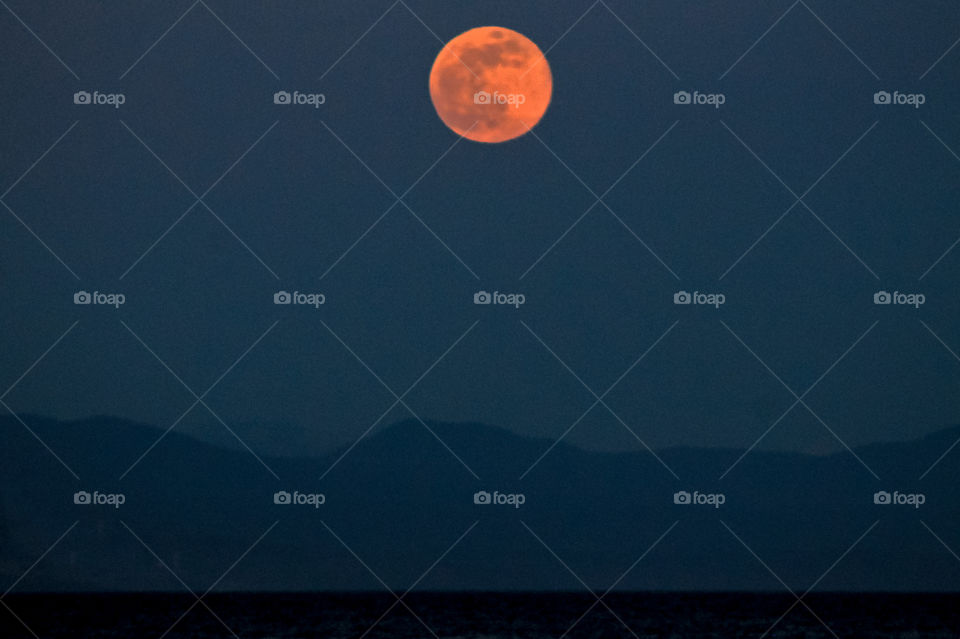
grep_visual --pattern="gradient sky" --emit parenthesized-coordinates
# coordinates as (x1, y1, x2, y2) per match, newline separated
(2, 0, 959, 458)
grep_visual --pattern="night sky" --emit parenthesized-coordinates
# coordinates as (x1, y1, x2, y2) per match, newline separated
(2, 0, 959, 462)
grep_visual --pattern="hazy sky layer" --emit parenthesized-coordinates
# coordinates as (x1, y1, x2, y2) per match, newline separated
(1, 0, 959, 456)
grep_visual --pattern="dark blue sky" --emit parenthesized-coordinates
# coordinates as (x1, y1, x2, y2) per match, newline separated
(2, 0, 959, 458)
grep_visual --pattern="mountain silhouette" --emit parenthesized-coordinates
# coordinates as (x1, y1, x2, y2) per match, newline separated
(1, 415, 958, 591)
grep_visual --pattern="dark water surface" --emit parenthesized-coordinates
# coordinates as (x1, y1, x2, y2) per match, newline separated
(3, 592, 959, 638)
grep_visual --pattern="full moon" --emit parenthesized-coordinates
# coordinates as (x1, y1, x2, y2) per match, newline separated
(429, 26, 553, 143)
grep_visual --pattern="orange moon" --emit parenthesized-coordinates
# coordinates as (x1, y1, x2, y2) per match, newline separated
(429, 26, 553, 143)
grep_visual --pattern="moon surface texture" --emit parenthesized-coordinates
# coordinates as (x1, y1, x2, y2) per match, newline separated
(429, 27, 553, 143)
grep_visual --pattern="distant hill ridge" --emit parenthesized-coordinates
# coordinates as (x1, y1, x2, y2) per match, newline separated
(1, 415, 958, 591)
